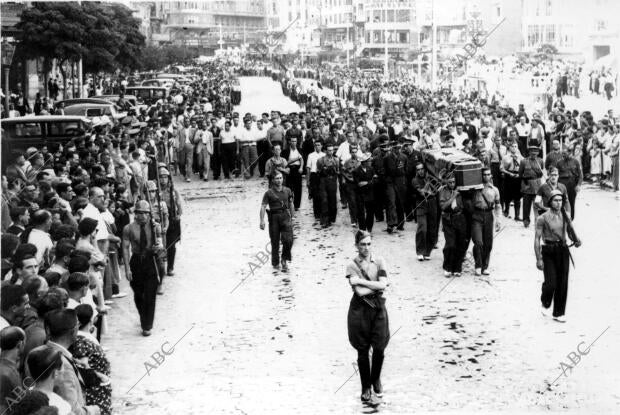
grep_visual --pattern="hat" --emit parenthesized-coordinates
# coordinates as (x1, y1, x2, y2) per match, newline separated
(158, 167, 170, 177)
(100, 115, 111, 126)
(78, 218, 98, 236)
(549, 189, 563, 201)
(135, 200, 151, 213)
(91, 116, 102, 127)
(528, 146, 540, 152)
(358, 152, 372, 162)
(403, 136, 415, 144)
(146, 180, 157, 191)
(121, 116, 133, 125)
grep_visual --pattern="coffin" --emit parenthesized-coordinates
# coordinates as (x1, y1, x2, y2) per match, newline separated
(416, 148, 483, 190)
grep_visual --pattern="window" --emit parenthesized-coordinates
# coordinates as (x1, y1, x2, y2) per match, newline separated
(398, 31, 409, 43)
(545, 24, 555, 44)
(13, 123, 42, 138)
(545, 0, 552, 16)
(387, 10, 395, 22)
(527, 24, 540, 47)
(47, 121, 81, 137)
(396, 9, 409, 22)
(373, 10, 381, 22)
(596, 20, 607, 31)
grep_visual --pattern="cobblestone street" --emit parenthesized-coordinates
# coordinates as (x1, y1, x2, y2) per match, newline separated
(103, 78, 620, 415)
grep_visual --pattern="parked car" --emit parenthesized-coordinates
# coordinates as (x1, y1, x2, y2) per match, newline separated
(1, 115, 92, 168)
(62, 102, 127, 120)
(141, 79, 175, 88)
(124, 86, 171, 105)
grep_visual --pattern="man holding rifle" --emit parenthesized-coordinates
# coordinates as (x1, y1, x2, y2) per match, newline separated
(122, 200, 164, 337)
(534, 190, 581, 323)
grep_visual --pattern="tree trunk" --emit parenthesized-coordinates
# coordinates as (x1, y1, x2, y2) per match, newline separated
(58, 60, 67, 100)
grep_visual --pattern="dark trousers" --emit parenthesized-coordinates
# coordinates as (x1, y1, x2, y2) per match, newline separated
(268, 211, 293, 266)
(344, 181, 358, 224)
(211, 140, 222, 179)
(405, 181, 416, 221)
(221, 143, 237, 179)
(288, 166, 302, 209)
(257, 140, 269, 177)
(338, 176, 347, 206)
(490, 163, 504, 208)
(373, 180, 386, 221)
(355, 195, 375, 232)
(415, 203, 438, 256)
(385, 177, 406, 228)
(522, 193, 536, 225)
(320, 176, 338, 225)
(559, 178, 577, 220)
(518, 136, 528, 157)
(541, 244, 570, 317)
(442, 213, 468, 273)
(166, 219, 180, 272)
(129, 255, 158, 331)
(309, 173, 321, 219)
(472, 210, 494, 270)
(347, 295, 389, 390)
(503, 176, 522, 218)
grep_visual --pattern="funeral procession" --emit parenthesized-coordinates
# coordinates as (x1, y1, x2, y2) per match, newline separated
(1, 1, 620, 414)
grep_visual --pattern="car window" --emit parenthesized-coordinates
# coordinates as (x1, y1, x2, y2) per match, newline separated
(48, 121, 82, 137)
(12, 122, 43, 138)
(86, 108, 103, 117)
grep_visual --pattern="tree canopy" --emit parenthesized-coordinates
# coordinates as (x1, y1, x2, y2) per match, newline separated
(16, 2, 146, 73)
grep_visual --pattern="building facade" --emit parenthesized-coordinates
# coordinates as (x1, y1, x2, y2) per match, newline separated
(521, 0, 620, 61)
(133, 1, 268, 49)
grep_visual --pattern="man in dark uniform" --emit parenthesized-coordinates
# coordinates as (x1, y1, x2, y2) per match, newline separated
(317, 143, 340, 228)
(260, 171, 294, 271)
(471, 167, 502, 276)
(371, 140, 389, 222)
(383, 141, 408, 233)
(342, 144, 361, 227)
(158, 166, 182, 276)
(402, 137, 419, 221)
(556, 151, 582, 220)
(353, 153, 376, 232)
(439, 176, 468, 277)
(534, 190, 581, 323)
(346, 230, 390, 402)
(412, 162, 439, 261)
(122, 200, 163, 336)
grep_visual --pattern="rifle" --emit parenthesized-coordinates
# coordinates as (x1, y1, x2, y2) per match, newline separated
(142, 182, 162, 284)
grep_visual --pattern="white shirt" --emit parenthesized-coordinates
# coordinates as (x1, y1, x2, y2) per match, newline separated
(238, 127, 256, 143)
(82, 203, 109, 241)
(453, 132, 469, 148)
(515, 123, 531, 137)
(336, 142, 352, 164)
(28, 228, 53, 267)
(307, 151, 325, 173)
(43, 390, 72, 415)
(220, 129, 236, 144)
(287, 148, 302, 166)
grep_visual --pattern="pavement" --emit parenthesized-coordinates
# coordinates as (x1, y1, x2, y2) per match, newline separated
(102, 77, 620, 415)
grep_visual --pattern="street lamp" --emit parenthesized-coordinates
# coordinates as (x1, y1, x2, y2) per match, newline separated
(1, 39, 16, 115)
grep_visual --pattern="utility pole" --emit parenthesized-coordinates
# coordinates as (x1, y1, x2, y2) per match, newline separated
(430, 0, 437, 90)
(346, 25, 349, 67)
(384, 29, 388, 79)
(77, 0, 83, 97)
(219, 23, 223, 51)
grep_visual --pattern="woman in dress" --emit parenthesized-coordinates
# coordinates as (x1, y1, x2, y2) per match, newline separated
(71, 304, 112, 415)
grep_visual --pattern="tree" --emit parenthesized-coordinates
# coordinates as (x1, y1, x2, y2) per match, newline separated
(16, 1, 145, 95)
(16, 2, 90, 95)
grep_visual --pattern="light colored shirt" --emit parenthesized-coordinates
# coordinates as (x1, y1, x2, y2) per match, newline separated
(82, 204, 109, 241)
(220, 129, 236, 144)
(307, 151, 325, 173)
(28, 228, 53, 267)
